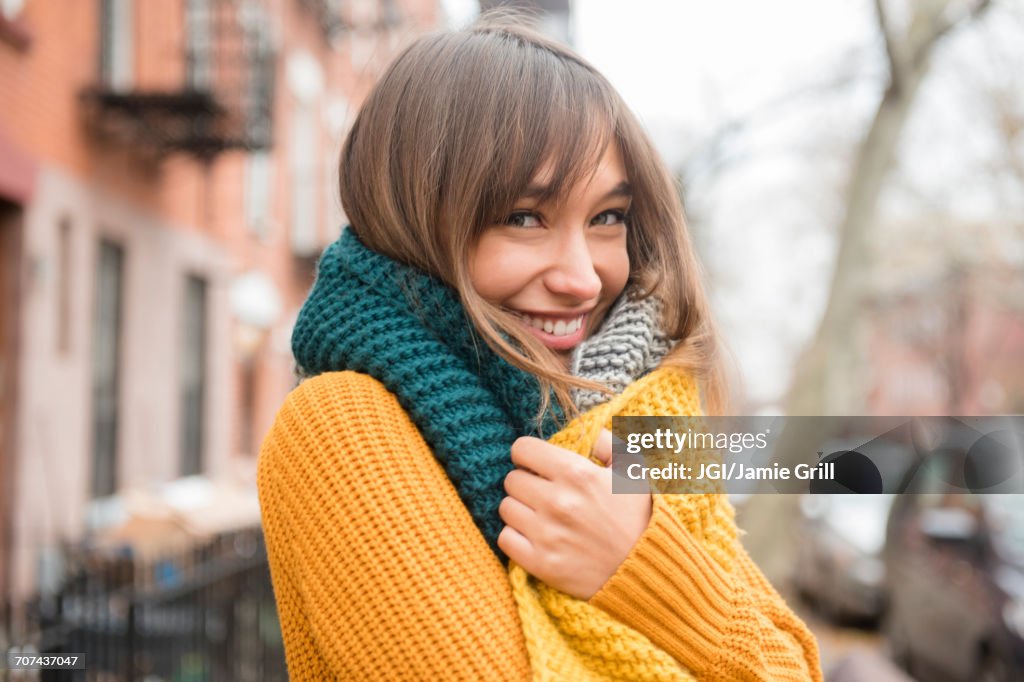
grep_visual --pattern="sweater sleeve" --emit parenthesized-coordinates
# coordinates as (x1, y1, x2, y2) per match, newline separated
(257, 371, 532, 681)
(587, 494, 824, 681)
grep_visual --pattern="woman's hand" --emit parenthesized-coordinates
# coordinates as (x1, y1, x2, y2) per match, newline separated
(498, 429, 653, 600)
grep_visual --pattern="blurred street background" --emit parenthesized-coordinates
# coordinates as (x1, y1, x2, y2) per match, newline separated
(1, 0, 1023, 680)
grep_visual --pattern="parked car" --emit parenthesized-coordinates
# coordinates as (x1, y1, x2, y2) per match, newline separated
(884, 455, 1024, 681)
(793, 493, 894, 623)
(791, 434, 920, 623)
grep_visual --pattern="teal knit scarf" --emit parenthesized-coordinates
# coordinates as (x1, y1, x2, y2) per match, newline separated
(293, 227, 563, 559)
(293, 227, 670, 561)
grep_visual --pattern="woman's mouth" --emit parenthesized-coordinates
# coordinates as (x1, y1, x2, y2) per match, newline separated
(513, 311, 589, 351)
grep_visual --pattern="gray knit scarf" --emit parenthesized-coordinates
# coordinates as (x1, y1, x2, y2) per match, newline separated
(572, 290, 672, 410)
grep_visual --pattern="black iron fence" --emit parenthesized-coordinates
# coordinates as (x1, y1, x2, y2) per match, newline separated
(22, 526, 286, 681)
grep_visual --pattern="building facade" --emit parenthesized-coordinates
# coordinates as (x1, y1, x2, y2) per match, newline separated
(0, 0, 440, 642)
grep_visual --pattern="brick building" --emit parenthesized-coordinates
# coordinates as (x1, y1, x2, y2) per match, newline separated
(0, 0, 440, 641)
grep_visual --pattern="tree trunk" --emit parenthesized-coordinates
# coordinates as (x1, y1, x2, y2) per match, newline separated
(739, 0, 993, 580)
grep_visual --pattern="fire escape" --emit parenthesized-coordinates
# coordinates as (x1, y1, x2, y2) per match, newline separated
(298, 0, 401, 42)
(80, 0, 275, 160)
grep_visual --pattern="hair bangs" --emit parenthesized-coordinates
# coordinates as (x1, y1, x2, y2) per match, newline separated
(473, 42, 620, 230)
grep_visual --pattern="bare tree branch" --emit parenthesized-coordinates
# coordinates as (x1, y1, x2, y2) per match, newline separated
(910, 0, 993, 69)
(874, 0, 904, 92)
(680, 61, 875, 189)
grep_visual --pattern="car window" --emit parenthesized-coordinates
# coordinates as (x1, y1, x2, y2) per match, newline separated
(824, 494, 895, 554)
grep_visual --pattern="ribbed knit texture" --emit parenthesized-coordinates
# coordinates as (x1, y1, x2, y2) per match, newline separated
(510, 367, 714, 680)
(271, 226, 823, 680)
(258, 371, 824, 680)
(292, 227, 562, 559)
(571, 293, 672, 411)
(259, 372, 534, 680)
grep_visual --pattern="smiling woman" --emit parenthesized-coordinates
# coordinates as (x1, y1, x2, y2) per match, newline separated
(470, 143, 632, 364)
(258, 12, 823, 682)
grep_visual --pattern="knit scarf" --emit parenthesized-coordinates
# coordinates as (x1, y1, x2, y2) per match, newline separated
(293, 227, 736, 680)
(293, 227, 562, 558)
(292, 227, 669, 556)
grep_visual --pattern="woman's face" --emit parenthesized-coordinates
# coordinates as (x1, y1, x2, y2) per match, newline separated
(469, 143, 631, 366)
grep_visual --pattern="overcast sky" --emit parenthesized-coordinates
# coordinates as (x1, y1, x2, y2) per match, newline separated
(574, 1, 873, 127)
(438, 0, 1020, 410)
(573, 1, 884, 410)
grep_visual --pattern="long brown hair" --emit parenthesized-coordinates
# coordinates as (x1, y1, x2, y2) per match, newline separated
(339, 13, 731, 418)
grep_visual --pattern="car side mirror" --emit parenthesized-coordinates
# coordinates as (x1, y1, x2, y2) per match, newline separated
(920, 507, 981, 546)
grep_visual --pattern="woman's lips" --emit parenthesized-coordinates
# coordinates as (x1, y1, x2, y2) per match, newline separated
(513, 311, 589, 351)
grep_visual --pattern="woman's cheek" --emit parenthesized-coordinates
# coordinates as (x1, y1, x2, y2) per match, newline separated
(469, 238, 537, 303)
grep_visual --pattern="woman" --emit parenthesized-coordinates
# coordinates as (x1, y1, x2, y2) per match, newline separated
(258, 14, 822, 681)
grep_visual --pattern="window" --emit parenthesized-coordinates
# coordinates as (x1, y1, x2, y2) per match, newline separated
(239, 358, 257, 457)
(240, 1, 275, 149)
(56, 218, 71, 355)
(324, 154, 342, 239)
(91, 240, 124, 498)
(186, 0, 212, 90)
(245, 151, 274, 238)
(181, 274, 207, 476)
(290, 98, 319, 256)
(98, 0, 133, 90)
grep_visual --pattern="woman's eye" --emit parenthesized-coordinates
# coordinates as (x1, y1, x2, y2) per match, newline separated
(591, 209, 628, 227)
(503, 211, 542, 228)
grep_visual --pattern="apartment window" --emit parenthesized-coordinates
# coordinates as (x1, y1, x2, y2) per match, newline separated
(290, 99, 319, 256)
(91, 240, 124, 498)
(56, 218, 72, 355)
(239, 360, 257, 456)
(181, 275, 207, 476)
(245, 151, 274, 238)
(98, 0, 133, 90)
(186, 0, 212, 90)
(324, 155, 342, 239)
(239, 0, 275, 148)
(349, 31, 377, 71)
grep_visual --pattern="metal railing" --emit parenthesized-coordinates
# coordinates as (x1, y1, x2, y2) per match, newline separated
(24, 527, 285, 681)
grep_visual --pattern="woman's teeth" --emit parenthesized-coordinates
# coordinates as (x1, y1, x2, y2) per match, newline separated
(519, 314, 584, 337)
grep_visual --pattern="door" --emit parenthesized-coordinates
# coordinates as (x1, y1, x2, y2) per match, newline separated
(0, 199, 24, 632)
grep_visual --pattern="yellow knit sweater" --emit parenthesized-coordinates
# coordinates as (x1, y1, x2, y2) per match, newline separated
(257, 371, 823, 681)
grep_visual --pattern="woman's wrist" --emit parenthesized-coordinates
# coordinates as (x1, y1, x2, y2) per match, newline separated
(586, 494, 737, 670)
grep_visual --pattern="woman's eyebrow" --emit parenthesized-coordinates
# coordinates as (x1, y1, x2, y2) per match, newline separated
(601, 181, 632, 200)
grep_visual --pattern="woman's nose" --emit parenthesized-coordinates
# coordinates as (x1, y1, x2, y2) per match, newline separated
(544, 230, 602, 301)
